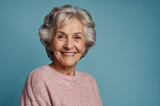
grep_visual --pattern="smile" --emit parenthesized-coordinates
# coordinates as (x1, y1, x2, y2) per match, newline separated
(61, 52, 77, 56)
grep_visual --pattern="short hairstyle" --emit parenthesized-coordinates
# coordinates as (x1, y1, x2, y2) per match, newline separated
(39, 5, 96, 61)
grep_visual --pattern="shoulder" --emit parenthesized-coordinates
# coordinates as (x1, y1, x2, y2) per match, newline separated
(77, 71, 102, 105)
(76, 70, 97, 84)
(21, 65, 53, 104)
(27, 65, 52, 83)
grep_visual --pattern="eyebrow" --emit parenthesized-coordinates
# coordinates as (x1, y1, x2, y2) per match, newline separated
(56, 31, 83, 35)
(56, 31, 65, 34)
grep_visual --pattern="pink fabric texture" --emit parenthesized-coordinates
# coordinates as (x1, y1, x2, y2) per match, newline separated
(20, 65, 102, 106)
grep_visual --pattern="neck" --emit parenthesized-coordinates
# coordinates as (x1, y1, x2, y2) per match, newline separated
(49, 61, 76, 76)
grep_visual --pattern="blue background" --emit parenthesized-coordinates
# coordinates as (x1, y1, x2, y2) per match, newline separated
(0, 0, 160, 106)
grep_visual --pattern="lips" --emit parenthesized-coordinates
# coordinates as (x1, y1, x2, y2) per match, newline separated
(61, 52, 77, 56)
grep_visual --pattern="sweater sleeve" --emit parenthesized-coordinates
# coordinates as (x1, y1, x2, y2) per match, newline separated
(91, 77, 103, 106)
(20, 71, 51, 106)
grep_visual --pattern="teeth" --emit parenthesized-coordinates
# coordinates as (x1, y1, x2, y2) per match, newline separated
(63, 52, 75, 56)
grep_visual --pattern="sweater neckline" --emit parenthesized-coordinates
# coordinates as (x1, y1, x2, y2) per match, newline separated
(44, 65, 78, 82)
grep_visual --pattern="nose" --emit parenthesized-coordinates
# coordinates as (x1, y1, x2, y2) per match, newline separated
(64, 38, 74, 50)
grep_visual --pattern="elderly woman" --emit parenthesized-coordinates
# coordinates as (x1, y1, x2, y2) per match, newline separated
(20, 5, 102, 106)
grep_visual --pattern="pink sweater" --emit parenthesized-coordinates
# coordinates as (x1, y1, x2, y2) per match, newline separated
(20, 65, 102, 106)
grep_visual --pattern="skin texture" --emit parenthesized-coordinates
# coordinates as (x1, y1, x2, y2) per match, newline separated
(49, 19, 86, 76)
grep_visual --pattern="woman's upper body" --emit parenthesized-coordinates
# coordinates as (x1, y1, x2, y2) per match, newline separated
(20, 5, 102, 106)
(20, 65, 102, 106)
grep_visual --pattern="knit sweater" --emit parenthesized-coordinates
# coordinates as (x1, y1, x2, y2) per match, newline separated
(20, 65, 102, 106)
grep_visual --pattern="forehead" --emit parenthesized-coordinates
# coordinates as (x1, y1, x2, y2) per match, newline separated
(57, 18, 84, 33)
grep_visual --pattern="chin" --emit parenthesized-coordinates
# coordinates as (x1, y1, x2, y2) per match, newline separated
(61, 61, 77, 67)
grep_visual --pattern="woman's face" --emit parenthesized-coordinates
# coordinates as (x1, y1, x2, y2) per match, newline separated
(50, 18, 86, 68)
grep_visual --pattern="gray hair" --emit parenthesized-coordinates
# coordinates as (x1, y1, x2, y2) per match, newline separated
(39, 5, 96, 61)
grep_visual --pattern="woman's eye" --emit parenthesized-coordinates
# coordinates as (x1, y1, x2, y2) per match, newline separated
(57, 35, 65, 39)
(58, 35, 63, 38)
(74, 36, 81, 39)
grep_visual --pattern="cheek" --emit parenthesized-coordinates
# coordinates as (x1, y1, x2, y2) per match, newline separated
(53, 41, 64, 51)
(76, 43, 86, 53)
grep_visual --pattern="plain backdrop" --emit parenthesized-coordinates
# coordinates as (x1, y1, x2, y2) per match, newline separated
(0, 0, 160, 106)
